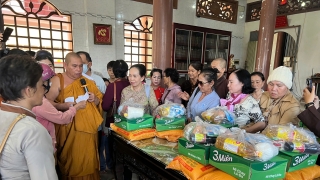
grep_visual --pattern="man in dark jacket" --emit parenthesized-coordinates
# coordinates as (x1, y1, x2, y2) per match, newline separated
(211, 58, 228, 99)
(298, 85, 320, 165)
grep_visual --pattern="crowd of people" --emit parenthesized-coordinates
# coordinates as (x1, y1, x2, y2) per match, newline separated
(0, 47, 320, 180)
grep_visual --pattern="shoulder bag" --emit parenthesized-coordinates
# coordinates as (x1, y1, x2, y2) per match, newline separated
(159, 90, 171, 105)
(0, 114, 26, 180)
(106, 82, 117, 118)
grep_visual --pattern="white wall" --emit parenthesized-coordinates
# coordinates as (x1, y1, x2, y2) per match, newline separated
(48, 0, 320, 98)
(50, 0, 246, 78)
(114, 0, 247, 67)
(49, 0, 116, 78)
(244, 8, 320, 98)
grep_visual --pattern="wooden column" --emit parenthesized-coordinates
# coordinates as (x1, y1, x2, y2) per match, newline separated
(254, 0, 278, 80)
(273, 32, 285, 69)
(0, 3, 5, 50)
(152, 0, 173, 71)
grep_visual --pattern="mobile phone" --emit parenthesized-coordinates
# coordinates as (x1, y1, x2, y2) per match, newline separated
(1, 27, 14, 42)
(306, 78, 312, 92)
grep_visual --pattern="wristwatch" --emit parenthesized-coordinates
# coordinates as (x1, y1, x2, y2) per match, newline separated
(305, 102, 314, 109)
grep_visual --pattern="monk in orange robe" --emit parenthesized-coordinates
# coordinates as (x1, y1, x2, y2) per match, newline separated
(46, 52, 103, 180)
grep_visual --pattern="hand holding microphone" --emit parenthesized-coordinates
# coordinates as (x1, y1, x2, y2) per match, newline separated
(80, 78, 89, 93)
(80, 78, 98, 104)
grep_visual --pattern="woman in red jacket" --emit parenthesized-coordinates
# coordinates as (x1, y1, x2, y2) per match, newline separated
(150, 68, 165, 104)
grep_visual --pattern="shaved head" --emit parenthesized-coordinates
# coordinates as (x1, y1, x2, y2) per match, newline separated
(211, 58, 227, 69)
(211, 58, 227, 79)
(65, 52, 82, 64)
(64, 52, 83, 79)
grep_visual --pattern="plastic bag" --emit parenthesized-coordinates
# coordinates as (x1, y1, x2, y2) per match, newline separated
(166, 155, 216, 180)
(263, 124, 319, 151)
(156, 103, 186, 118)
(118, 101, 144, 119)
(215, 130, 278, 161)
(201, 106, 235, 126)
(183, 116, 228, 144)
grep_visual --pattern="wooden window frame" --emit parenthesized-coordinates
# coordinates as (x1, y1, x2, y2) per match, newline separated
(1, 0, 73, 73)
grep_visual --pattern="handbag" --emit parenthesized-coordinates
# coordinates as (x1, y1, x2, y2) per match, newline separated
(0, 114, 26, 180)
(159, 90, 171, 105)
(106, 82, 117, 118)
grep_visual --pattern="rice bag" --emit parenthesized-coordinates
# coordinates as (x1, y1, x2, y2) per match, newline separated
(110, 123, 155, 141)
(166, 155, 216, 180)
(284, 165, 320, 180)
(155, 129, 184, 142)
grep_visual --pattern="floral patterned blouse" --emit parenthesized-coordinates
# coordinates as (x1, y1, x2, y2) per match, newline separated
(120, 84, 159, 115)
(233, 95, 265, 128)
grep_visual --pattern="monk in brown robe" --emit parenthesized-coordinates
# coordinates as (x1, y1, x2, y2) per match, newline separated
(46, 52, 103, 180)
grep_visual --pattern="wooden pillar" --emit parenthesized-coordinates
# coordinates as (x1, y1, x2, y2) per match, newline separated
(0, 3, 5, 50)
(152, 0, 173, 71)
(273, 32, 285, 69)
(254, 0, 278, 80)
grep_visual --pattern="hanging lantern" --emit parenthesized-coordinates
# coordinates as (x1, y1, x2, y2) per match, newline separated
(279, 0, 288, 5)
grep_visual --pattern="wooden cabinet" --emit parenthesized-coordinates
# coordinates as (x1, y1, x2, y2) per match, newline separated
(172, 23, 232, 74)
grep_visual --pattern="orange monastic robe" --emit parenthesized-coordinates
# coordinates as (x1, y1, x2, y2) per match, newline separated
(55, 74, 103, 180)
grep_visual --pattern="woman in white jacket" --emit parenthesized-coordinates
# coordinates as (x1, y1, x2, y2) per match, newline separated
(0, 55, 57, 180)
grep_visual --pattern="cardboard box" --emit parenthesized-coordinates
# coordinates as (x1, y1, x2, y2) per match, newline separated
(155, 116, 185, 131)
(209, 146, 288, 180)
(178, 138, 210, 165)
(278, 151, 318, 172)
(114, 114, 153, 131)
(220, 123, 238, 128)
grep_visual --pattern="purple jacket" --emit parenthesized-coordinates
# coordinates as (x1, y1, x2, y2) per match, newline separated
(102, 79, 130, 127)
(161, 84, 182, 104)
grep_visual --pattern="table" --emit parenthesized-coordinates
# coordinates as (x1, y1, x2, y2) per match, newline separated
(111, 131, 187, 180)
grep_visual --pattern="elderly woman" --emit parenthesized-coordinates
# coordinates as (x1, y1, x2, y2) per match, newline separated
(222, 69, 265, 133)
(161, 68, 182, 104)
(260, 66, 300, 126)
(120, 64, 158, 114)
(185, 68, 220, 122)
(251, 71, 265, 102)
(0, 55, 57, 179)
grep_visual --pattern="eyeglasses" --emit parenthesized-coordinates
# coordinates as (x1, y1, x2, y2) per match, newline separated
(198, 81, 210, 86)
(42, 84, 49, 94)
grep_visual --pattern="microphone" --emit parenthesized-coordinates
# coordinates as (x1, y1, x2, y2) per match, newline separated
(80, 78, 89, 93)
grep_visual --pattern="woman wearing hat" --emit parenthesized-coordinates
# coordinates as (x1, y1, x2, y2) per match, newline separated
(259, 66, 300, 126)
(32, 63, 86, 150)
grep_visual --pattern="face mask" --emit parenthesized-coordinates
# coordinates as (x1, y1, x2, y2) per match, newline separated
(83, 64, 88, 73)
